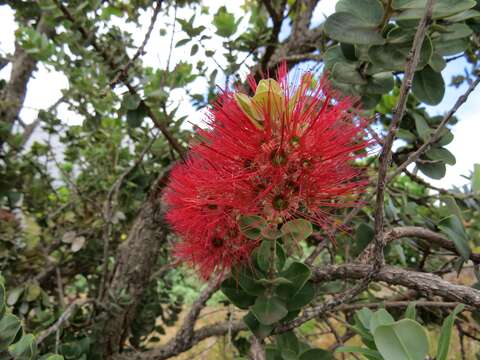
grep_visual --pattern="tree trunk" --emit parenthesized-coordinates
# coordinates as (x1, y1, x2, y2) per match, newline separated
(99, 171, 171, 358)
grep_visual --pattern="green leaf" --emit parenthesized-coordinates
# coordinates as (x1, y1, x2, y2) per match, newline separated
(393, 0, 476, 19)
(433, 37, 469, 56)
(255, 240, 286, 273)
(363, 72, 395, 94)
(374, 319, 429, 360)
(356, 308, 374, 330)
(280, 349, 297, 360)
(8, 334, 37, 360)
(437, 23, 473, 41)
(123, 93, 141, 110)
(237, 267, 265, 296)
(325, 12, 385, 45)
(417, 161, 446, 179)
(299, 348, 334, 360)
(441, 196, 463, 220)
(251, 295, 288, 325)
(0, 313, 22, 348)
(436, 129, 454, 146)
(286, 282, 315, 311)
(445, 9, 480, 21)
(354, 223, 374, 255)
(212, 6, 237, 37)
(437, 304, 465, 360)
(38, 355, 64, 360)
(276, 331, 299, 355)
(404, 302, 417, 320)
(220, 278, 255, 310)
(429, 52, 446, 72)
(412, 112, 431, 141)
(472, 164, 480, 193)
(336, 346, 383, 360)
(239, 215, 267, 240)
(425, 148, 456, 165)
(369, 309, 395, 333)
(368, 36, 432, 71)
(25, 282, 41, 302)
(126, 104, 146, 128)
(412, 65, 445, 105)
(336, 0, 384, 25)
(438, 215, 471, 261)
(256, 240, 273, 273)
(190, 44, 199, 56)
(331, 62, 366, 85)
(281, 219, 313, 243)
(7, 287, 24, 306)
(276, 262, 312, 298)
(243, 311, 273, 339)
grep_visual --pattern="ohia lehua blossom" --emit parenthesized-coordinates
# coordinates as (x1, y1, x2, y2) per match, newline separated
(164, 64, 371, 279)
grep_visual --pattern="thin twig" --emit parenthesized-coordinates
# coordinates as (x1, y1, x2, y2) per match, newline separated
(371, 0, 435, 277)
(52, 0, 185, 158)
(389, 75, 480, 181)
(36, 299, 92, 344)
(110, 0, 163, 87)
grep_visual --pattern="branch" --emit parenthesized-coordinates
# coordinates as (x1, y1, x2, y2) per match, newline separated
(388, 75, 480, 181)
(358, 226, 480, 263)
(36, 299, 92, 344)
(337, 300, 472, 312)
(52, 0, 185, 159)
(109, 0, 163, 87)
(311, 264, 480, 306)
(371, 0, 435, 272)
(113, 274, 238, 360)
(275, 263, 480, 332)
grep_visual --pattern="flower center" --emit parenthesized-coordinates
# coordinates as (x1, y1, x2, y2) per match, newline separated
(271, 149, 287, 166)
(211, 237, 224, 247)
(272, 194, 289, 211)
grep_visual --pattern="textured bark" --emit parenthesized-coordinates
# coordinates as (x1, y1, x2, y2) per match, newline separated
(358, 226, 480, 263)
(312, 264, 480, 307)
(99, 171, 170, 358)
(0, 15, 50, 126)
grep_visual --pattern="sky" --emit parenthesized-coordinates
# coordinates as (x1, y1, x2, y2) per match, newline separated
(0, 0, 478, 189)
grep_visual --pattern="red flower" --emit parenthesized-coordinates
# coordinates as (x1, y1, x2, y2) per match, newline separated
(164, 64, 371, 279)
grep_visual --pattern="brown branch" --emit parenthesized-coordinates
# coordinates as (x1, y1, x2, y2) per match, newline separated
(388, 75, 480, 181)
(36, 299, 92, 344)
(248, 335, 266, 360)
(358, 226, 480, 263)
(337, 300, 472, 312)
(274, 263, 480, 333)
(113, 274, 240, 360)
(371, 0, 435, 274)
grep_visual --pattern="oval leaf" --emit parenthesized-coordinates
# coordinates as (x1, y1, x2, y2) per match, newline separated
(412, 65, 445, 105)
(374, 319, 429, 360)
